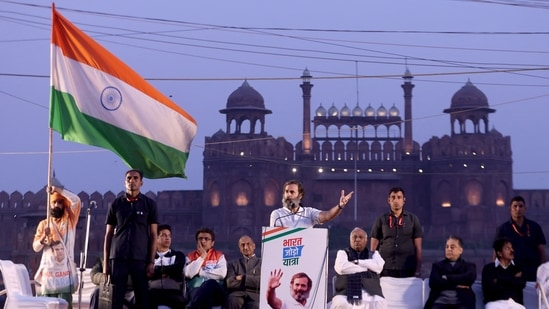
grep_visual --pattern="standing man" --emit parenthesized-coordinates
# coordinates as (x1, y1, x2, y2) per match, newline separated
(33, 185, 81, 308)
(482, 238, 526, 308)
(149, 224, 186, 308)
(495, 195, 546, 281)
(226, 235, 262, 309)
(103, 169, 158, 309)
(270, 179, 354, 227)
(185, 227, 227, 309)
(330, 227, 387, 309)
(267, 270, 313, 308)
(370, 187, 423, 278)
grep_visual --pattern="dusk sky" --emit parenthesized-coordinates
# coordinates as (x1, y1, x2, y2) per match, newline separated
(1, 0, 548, 195)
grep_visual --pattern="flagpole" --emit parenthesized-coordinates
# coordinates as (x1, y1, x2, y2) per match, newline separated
(47, 129, 53, 225)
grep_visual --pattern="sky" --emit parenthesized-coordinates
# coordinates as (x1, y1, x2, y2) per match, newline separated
(1, 0, 548, 195)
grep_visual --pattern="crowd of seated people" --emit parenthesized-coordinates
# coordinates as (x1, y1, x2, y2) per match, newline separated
(82, 229, 545, 309)
(74, 182, 546, 309)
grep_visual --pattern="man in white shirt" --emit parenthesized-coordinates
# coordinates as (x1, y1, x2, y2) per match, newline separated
(269, 179, 353, 228)
(330, 228, 387, 309)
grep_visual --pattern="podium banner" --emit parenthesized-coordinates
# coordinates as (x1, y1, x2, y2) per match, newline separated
(260, 227, 328, 309)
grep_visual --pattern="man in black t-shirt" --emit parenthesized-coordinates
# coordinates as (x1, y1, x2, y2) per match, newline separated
(103, 169, 159, 309)
(370, 187, 423, 278)
(495, 195, 546, 281)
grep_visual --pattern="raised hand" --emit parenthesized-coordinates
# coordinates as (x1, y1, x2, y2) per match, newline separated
(197, 242, 208, 258)
(339, 190, 354, 208)
(269, 268, 283, 289)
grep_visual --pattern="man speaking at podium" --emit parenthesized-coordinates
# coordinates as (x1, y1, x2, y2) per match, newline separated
(270, 180, 353, 228)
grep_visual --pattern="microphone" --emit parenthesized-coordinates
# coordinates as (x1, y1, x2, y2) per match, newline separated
(271, 205, 311, 227)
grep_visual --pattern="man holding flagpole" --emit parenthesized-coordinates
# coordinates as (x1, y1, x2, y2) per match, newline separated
(33, 185, 81, 308)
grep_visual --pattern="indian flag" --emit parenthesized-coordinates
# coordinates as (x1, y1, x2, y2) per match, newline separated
(49, 6, 197, 179)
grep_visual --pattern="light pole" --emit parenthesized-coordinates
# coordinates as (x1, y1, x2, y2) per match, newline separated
(353, 125, 358, 221)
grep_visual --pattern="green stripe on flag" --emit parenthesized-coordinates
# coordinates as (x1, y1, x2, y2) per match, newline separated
(50, 87, 189, 178)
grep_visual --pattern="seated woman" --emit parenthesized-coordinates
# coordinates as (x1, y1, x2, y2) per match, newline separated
(424, 235, 476, 309)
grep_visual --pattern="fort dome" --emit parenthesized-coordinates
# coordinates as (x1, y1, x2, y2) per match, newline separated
(226, 80, 265, 109)
(451, 80, 488, 109)
(352, 104, 363, 117)
(315, 104, 327, 117)
(328, 103, 339, 117)
(389, 104, 399, 117)
(340, 104, 351, 117)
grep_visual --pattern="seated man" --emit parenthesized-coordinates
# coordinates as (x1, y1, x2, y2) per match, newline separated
(225, 235, 261, 309)
(89, 257, 134, 309)
(185, 227, 227, 309)
(149, 224, 186, 308)
(482, 237, 527, 309)
(424, 235, 476, 309)
(330, 227, 387, 309)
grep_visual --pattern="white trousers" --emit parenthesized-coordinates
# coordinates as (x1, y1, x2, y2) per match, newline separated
(330, 294, 387, 309)
(485, 298, 526, 309)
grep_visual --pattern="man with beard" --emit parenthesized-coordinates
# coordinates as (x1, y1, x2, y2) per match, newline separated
(103, 169, 159, 309)
(267, 270, 312, 308)
(50, 240, 67, 263)
(482, 238, 526, 309)
(269, 179, 354, 228)
(330, 228, 387, 309)
(33, 185, 81, 308)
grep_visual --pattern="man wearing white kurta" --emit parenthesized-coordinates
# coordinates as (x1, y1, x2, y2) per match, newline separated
(331, 228, 387, 309)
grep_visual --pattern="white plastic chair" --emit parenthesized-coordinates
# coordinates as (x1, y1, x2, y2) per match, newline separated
(0, 259, 69, 309)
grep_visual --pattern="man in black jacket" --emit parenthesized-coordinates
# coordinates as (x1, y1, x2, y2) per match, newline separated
(482, 237, 526, 308)
(149, 224, 186, 309)
(424, 235, 476, 309)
